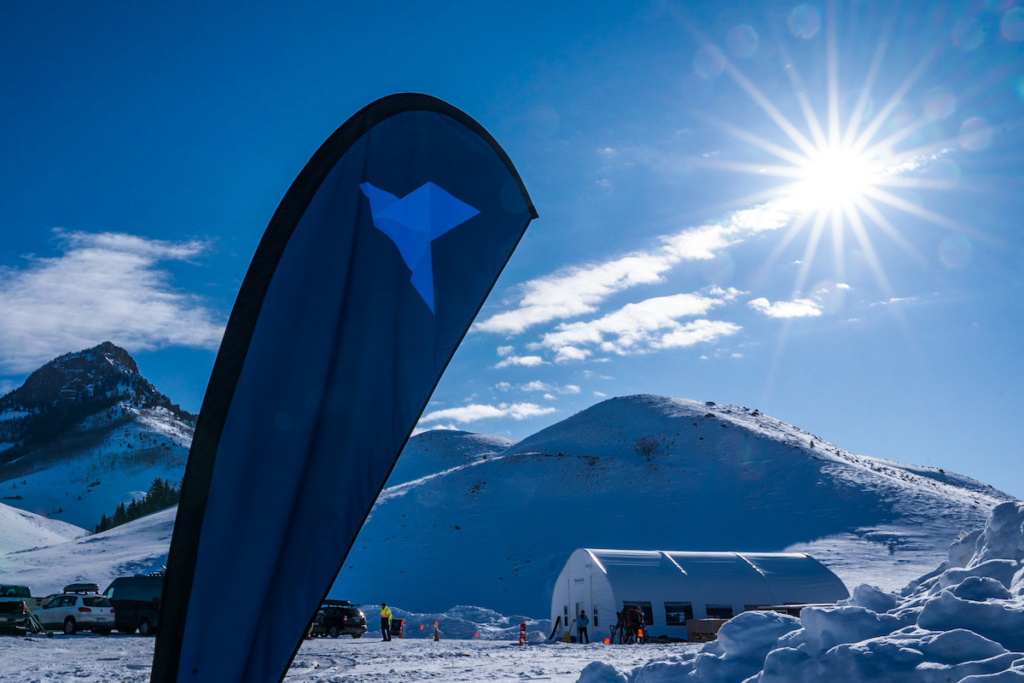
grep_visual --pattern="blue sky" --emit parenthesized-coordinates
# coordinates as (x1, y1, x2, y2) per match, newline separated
(1, 1, 1022, 495)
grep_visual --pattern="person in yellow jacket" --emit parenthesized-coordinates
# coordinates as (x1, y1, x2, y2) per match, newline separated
(380, 602, 392, 642)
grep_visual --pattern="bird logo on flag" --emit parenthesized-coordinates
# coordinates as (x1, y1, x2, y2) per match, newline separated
(360, 181, 480, 313)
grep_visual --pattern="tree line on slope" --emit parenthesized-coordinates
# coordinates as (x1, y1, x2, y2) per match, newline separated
(94, 477, 180, 533)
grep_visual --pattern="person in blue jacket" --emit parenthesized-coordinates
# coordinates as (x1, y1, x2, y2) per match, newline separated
(577, 609, 590, 644)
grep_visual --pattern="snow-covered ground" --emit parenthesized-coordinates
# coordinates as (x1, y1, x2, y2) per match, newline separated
(0, 636, 691, 682)
(577, 501, 1024, 683)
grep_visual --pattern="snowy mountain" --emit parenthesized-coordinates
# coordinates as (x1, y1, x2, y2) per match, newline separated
(1, 393, 1012, 625)
(333, 395, 1013, 617)
(0, 342, 194, 529)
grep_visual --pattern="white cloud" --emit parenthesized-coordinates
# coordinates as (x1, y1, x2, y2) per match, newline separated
(519, 381, 581, 395)
(496, 345, 515, 357)
(495, 354, 546, 369)
(0, 230, 224, 373)
(494, 381, 512, 391)
(593, 391, 607, 398)
(732, 353, 744, 358)
(656, 319, 743, 349)
(554, 346, 591, 363)
(871, 296, 919, 307)
(836, 283, 851, 290)
(476, 197, 801, 335)
(420, 402, 556, 424)
(535, 289, 742, 357)
(748, 297, 823, 318)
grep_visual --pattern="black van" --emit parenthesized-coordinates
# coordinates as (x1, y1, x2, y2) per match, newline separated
(103, 574, 163, 635)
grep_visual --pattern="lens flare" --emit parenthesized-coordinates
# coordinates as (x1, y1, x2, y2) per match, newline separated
(959, 117, 993, 151)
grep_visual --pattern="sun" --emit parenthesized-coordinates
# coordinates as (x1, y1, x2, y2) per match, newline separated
(793, 143, 879, 213)
(693, 4, 963, 299)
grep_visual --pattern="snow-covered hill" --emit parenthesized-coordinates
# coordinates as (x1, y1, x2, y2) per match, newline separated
(333, 395, 1012, 617)
(2, 394, 1011, 624)
(0, 505, 174, 595)
(0, 342, 193, 529)
(0, 500, 86, 555)
(386, 430, 514, 486)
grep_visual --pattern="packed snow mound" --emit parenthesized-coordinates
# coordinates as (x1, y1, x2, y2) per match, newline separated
(0, 500, 86, 554)
(578, 501, 1024, 683)
(338, 395, 1011, 616)
(0, 505, 174, 595)
(359, 603, 551, 641)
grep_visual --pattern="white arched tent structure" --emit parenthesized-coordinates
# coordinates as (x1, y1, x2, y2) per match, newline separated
(550, 549, 849, 640)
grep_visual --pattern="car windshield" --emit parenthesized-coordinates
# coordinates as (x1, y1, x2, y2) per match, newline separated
(0, 585, 30, 598)
(84, 597, 111, 607)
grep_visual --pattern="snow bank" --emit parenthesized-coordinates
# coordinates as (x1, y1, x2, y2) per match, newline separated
(578, 501, 1024, 683)
(360, 604, 551, 641)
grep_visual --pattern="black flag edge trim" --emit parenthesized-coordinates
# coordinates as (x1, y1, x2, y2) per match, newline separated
(151, 93, 536, 683)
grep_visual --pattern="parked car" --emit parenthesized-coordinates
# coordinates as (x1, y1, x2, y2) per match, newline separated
(0, 595, 32, 634)
(34, 584, 114, 635)
(103, 574, 163, 635)
(310, 600, 367, 638)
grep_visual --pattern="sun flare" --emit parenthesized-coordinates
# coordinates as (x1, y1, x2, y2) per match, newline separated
(794, 144, 878, 213)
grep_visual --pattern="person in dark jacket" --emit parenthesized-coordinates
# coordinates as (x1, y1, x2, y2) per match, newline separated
(577, 609, 590, 644)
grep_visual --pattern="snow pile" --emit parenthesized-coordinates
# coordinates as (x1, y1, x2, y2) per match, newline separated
(579, 501, 1024, 683)
(360, 604, 551, 641)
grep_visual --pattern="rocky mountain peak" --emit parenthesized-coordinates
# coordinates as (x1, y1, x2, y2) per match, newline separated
(1, 341, 152, 410)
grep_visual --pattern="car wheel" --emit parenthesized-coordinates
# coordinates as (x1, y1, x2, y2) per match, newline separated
(118, 626, 137, 635)
(329, 625, 340, 638)
(138, 618, 152, 637)
(352, 633, 362, 639)
(63, 618, 76, 636)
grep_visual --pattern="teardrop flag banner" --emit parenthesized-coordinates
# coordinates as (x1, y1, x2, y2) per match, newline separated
(151, 94, 537, 683)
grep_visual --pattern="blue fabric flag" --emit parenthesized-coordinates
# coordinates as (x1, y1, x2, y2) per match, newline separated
(151, 94, 536, 683)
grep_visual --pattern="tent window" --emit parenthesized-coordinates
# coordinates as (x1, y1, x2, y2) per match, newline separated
(564, 605, 569, 623)
(664, 602, 693, 625)
(622, 601, 654, 626)
(593, 605, 598, 627)
(706, 605, 734, 619)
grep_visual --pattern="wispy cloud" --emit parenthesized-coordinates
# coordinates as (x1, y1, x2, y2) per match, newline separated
(420, 402, 556, 425)
(0, 230, 224, 373)
(534, 288, 743, 358)
(748, 297, 822, 318)
(519, 381, 581, 394)
(476, 198, 801, 336)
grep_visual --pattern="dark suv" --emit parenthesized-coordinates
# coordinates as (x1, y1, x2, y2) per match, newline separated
(310, 600, 366, 638)
(103, 574, 163, 635)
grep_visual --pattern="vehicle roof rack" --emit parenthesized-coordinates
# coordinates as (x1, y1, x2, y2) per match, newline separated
(321, 599, 358, 607)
